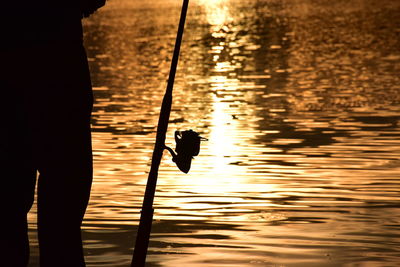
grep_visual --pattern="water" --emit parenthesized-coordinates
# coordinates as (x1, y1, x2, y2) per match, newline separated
(28, 0, 400, 266)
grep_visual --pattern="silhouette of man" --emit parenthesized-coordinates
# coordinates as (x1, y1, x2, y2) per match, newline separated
(0, 1, 105, 266)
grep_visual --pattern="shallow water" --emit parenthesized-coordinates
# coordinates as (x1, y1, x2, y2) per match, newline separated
(28, 0, 400, 266)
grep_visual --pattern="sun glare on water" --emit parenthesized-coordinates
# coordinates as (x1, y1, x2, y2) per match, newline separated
(198, 0, 232, 29)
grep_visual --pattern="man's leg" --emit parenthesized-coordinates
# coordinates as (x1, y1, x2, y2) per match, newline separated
(0, 165, 36, 267)
(0, 79, 37, 267)
(36, 134, 92, 267)
(36, 105, 93, 267)
(25, 44, 94, 267)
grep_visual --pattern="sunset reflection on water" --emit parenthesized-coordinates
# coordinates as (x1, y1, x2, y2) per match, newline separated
(26, 0, 400, 266)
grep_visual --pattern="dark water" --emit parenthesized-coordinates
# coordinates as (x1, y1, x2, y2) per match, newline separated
(28, 0, 400, 266)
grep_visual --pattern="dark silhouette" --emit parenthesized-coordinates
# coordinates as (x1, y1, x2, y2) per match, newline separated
(165, 130, 206, 173)
(131, 1, 190, 266)
(0, 1, 105, 266)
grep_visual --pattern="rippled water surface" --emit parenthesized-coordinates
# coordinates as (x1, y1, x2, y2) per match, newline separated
(28, 0, 400, 266)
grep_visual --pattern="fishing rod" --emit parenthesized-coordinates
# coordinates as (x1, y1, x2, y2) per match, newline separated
(131, 1, 205, 266)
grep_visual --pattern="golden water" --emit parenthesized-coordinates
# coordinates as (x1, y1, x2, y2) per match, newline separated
(28, 0, 400, 266)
